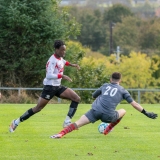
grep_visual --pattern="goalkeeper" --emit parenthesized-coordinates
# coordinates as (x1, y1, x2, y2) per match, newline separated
(51, 72, 158, 139)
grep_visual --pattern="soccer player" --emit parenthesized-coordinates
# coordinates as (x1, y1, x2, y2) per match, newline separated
(50, 72, 158, 139)
(9, 40, 81, 132)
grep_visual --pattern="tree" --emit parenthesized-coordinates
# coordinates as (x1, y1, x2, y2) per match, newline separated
(132, 2, 155, 18)
(0, 0, 81, 87)
(62, 40, 86, 87)
(69, 7, 108, 52)
(103, 4, 133, 23)
(68, 5, 134, 55)
(71, 55, 110, 103)
(112, 16, 141, 55)
(151, 55, 160, 87)
(67, 50, 159, 103)
(118, 51, 158, 88)
(101, 4, 134, 55)
(139, 18, 160, 56)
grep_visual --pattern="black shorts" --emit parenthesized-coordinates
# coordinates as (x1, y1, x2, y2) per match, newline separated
(40, 85, 67, 100)
(85, 109, 119, 123)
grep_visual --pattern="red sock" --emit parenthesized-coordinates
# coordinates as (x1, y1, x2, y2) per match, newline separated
(110, 118, 122, 128)
(59, 123, 78, 136)
(104, 118, 122, 135)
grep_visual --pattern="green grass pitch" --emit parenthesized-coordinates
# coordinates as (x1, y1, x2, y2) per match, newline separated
(0, 104, 160, 160)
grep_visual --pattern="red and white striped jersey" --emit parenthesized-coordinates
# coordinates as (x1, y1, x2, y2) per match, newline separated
(43, 54, 70, 86)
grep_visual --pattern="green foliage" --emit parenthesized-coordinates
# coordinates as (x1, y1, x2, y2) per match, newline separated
(112, 16, 141, 55)
(69, 5, 134, 54)
(69, 7, 108, 51)
(139, 18, 160, 55)
(68, 55, 111, 103)
(117, 52, 158, 88)
(103, 4, 133, 23)
(111, 16, 160, 56)
(132, 2, 155, 18)
(82, 51, 158, 89)
(63, 50, 160, 103)
(1, 0, 160, 104)
(62, 41, 86, 87)
(151, 55, 160, 87)
(0, 0, 80, 87)
(63, 49, 111, 103)
(141, 92, 160, 104)
(68, 5, 160, 57)
(73, 64, 109, 103)
(65, 41, 85, 64)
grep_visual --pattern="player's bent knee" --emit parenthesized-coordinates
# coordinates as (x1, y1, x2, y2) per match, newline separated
(117, 109, 126, 118)
(73, 95, 81, 102)
(121, 109, 126, 115)
(123, 109, 126, 114)
(76, 96, 81, 102)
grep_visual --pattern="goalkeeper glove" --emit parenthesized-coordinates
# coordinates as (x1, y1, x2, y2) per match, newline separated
(141, 109, 158, 119)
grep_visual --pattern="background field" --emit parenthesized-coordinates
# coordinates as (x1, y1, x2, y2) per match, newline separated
(0, 104, 160, 160)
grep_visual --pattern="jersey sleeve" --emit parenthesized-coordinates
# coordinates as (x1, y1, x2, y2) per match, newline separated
(46, 61, 61, 79)
(62, 58, 70, 66)
(92, 87, 102, 98)
(65, 61, 70, 66)
(123, 90, 133, 103)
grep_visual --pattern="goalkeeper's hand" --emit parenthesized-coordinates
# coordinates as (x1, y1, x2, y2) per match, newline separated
(141, 109, 158, 119)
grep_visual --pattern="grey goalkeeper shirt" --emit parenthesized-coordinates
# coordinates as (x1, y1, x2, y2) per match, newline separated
(92, 83, 133, 114)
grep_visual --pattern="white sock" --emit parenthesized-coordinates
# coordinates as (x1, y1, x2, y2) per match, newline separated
(65, 116, 71, 122)
(15, 118, 20, 125)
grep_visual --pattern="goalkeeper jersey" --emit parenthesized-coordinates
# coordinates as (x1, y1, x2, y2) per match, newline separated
(92, 83, 133, 114)
(43, 54, 69, 86)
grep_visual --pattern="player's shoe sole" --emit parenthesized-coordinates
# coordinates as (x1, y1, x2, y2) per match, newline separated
(50, 134, 63, 139)
(9, 120, 18, 133)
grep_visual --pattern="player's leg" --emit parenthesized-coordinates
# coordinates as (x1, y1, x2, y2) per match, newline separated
(59, 87, 81, 127)
(9, 97, 49, 132)
(104, 109, 126, 135)
(20, 97, 49, 122)
(50, 115, 90, 138)
(9, 85, 54, 133)
(50, 109, 99, 139)
(75, 115, 91, 127)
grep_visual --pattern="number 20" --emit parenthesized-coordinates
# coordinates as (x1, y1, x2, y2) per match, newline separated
(103, 86, 117, 97)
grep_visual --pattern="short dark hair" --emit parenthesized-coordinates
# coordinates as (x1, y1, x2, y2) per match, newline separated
(54, 40, 65, 49)
(111, 72, 121, 80)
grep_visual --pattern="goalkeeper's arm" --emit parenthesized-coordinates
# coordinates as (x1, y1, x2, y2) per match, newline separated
(130, 101, 158, 119)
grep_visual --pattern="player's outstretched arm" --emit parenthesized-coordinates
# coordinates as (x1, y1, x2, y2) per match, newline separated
(69, 63, 80, 70)
(62, 75, 72, 82)
(130, 101, 158, 119)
